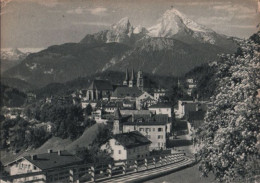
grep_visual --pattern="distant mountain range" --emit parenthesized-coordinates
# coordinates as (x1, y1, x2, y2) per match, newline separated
(3, 8, 239, 87)
(0, 48, 29, 72)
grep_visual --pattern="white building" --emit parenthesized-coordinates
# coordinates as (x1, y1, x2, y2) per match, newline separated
(123, 122, 167, 150)
(136, 91, 156, 110)
(100, 131, 151, 161)
(4, 150, 82, 183)
(148, 103, 173, 117)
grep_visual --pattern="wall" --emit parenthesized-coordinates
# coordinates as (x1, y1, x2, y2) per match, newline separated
(123, 125, 166, 150)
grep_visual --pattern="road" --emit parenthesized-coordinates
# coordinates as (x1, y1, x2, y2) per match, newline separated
(95, 155, 195, 183)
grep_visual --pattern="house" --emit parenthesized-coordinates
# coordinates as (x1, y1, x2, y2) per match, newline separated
(153, 88, 166, 101)
(4, 150, 82, 183)
(148, 103, 173, 117)
(100, 131, 151, 161)
(86, 80, 113, 101)
(136, 91, 156, 110)
(187, 111, 206, 134)
(123, 120, 167, 150)
(175, 100, 212, 119)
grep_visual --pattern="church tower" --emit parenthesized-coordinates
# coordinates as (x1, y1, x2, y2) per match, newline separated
(137, 70, 144, 90)
(129, 69, 136, 87)
(113, 105, 122, 135)
(123, 68, 129, 86)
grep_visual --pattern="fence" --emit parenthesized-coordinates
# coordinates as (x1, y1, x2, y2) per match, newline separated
(2, 152, 188, 183)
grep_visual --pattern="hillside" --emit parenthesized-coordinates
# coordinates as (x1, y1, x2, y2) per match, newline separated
(3, 8, 238, 87)
(0, 84, 27, 107)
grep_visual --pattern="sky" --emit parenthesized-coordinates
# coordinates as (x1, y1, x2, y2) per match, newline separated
(1, 0, 259, 50)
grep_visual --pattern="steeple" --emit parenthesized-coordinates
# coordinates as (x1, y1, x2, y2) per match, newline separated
(123, 68, 129, 86)
(130, 68, 135, 81)
(129, 68, 136, 87)
(113, 105, 122, 134)
(114, 104, 122, 120)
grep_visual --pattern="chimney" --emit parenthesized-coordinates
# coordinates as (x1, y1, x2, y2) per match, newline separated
(48, 149, 53, 153)
(31, 155, 37, 160)
(58, 150, 62, 156)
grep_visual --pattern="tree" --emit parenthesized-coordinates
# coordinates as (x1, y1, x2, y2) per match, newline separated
(196, 33, 260, 182)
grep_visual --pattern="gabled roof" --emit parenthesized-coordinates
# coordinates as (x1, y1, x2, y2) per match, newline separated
(113, 131, 151, 148)
(111, 86, 142, 98)
(18, 151, 82, 170)
(148, 103, 172, 108)
(88, 80, 113, 90)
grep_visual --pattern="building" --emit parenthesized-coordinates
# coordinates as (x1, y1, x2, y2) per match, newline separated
(148, 103, 173, 117)
(187, 111, 206, 133)
(153, 88, 166, 101)
(136, 91, 156, 110)
(86, 80, 113, 101)
(122, 114, 171, 150)
(100, 131, 151, 161)
(110, 86, 142, 101)
(5, 150, 82, 183)
(123, 121, 167, 150)
(123, 68, 144, 90)
(175, 100, 212, 119)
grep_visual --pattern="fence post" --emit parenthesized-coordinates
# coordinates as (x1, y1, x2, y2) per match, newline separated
(70, 169, 78, 183)
(134, 160, 138, 172)
(122, 161, 126, 175)
(107, 164, 112, 178)
(88, 166, 95, 182)
(153, 157, 156, 167)
(144, 159, 148, 170)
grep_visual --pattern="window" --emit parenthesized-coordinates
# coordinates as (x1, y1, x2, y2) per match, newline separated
(145, 128, 150, 132)
(111, 150, 114, 154)
(158, 142, 160, 147)
(158, 128, 162, 132)
(118, 150, 121, 154)
(139, 128, 144, 132)
(34, 166, 37, 170)
(153, 128, 155, 132)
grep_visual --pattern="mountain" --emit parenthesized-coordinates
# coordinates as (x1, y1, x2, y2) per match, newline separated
(80, 17, 148, 46)
(1, 48, 28, 72)
(148, 8, 237, 51)
(3, 8, 238, 87)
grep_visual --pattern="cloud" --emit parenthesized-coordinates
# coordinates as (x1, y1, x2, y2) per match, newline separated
(67, 6, 108, 16)
(73, 21, 110, 26)
(89, 7, 107, 15)
(213, 4, 253, 14)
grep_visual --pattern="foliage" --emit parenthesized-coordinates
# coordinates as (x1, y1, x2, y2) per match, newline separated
(196, 34, 260, 182)
(0, 84, 27, 107)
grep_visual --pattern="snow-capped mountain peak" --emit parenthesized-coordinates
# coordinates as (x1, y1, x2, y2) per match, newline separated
(1, 48, 27, 61)
(148, 8, 216, 44)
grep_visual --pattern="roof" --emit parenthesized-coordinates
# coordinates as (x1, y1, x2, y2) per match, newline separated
(114, 106, 122, 120)
(20, 151, 82, 170)
(113, 131, 151, 148)
(120, 110, 152, 116)
(111, 86, 142, 98)
(188, 111, 206, 121)
(124, 114, 168, 125)
(149, 103, 172, 108)
(88, 80, 113, 91)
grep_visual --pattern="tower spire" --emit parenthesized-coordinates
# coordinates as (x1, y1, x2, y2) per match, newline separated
(123, 68, 129, 86)
(130, 68, 135, 81)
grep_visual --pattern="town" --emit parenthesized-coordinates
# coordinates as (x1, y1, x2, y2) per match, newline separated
(1, 1, 259, 183)
(0, 68, 213, 182)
